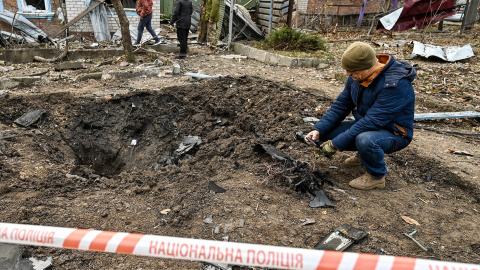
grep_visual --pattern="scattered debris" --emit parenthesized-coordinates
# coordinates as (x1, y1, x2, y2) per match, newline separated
(220, 55, 247, 60)
(411, 41, 474, 62)
(0, 243, 52, 270)
(445, 149, 474, 156)
(404, 230, 433, 253)
(214, 219, 245, 234)
(54, 61, 85, 70)
(65, 174, 87, 181)
(131, 96, 143, 109)
(160, 209, 171, 215)
(308, 190, 335, 208)
(157, 135, 202, 167)
(0, 30, 26, 44)
(254, 143, 292, 163)
(16, 256, 53, 270)
(208, 181, 226, 194)
(414, 111, 480, 121)
(203, 215, 214, 224)
(223, 0, 263, 41)
(401, 215, 420, 226)
(372, 40, 407, 48)
(203, 262, 232, 270)
(174, 135, 202, 156)
(184, 73, 223, 80)
(34, 46, 69, 63)
(14, 110, 46, 127)
(377, 0, 456, 32)
(254, 142, 334, 208)
(300, 218, 316, 226)
(303, 117, 320, 123)
(314, 224, 368, 251)
(0, 10, 50, 43)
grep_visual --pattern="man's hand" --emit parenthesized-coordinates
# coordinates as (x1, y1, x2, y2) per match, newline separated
(209, 20, 213, 23)
(320, 140, 336, 159)
(169, 25, 174, 29)
(305, 130, 320, 146)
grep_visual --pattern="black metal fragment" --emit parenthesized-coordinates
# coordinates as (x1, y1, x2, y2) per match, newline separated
(254, 143, 333, 208)
(14, 110, 46, 127)
(208, 181, 226, 193)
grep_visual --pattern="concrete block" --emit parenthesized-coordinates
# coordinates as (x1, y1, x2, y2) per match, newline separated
(77, 72, 103, 81)
(11, 76, 42, 86)
(233, 43, 246, 55)
(157, 44, 179, 53)
(252, 49, 266, 62)
(265, 52, 279, 65)
(316, 63, 329, 69)
(278, 56, 297, 67)
(0, 243, 23, 270)
(311, 58, 327, 67)
(240, 45, 252, 58)
(54, 62, 85, 71)
(297, 58, 313, 67)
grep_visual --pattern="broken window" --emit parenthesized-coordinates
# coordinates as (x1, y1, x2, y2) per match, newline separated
(2, 0, 55, 17)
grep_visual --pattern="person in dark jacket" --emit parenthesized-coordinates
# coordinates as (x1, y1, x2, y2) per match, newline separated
(169, 0, 193, 59)
(134, 0, 161, 46)
(306, 42, 416, 190)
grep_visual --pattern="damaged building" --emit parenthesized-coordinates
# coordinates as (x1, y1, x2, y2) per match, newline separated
(0, 0, 477, 46)
(0, 0, 161, 42)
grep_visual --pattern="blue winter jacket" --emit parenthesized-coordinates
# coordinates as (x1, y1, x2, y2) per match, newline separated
(312, 55, 416, 151)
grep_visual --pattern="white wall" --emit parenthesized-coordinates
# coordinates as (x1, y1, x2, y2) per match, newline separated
(64, 0, 161, 34)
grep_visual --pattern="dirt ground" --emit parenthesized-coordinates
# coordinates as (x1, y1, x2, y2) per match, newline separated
(0, 24, 480, 269)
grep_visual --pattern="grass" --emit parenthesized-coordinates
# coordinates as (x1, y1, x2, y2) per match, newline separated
(254, 27, 330, 58)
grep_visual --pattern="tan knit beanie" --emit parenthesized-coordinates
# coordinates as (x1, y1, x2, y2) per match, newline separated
(341, 42, 377, 71)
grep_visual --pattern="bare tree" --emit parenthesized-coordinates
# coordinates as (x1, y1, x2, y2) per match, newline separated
(111, 0, 135, 63)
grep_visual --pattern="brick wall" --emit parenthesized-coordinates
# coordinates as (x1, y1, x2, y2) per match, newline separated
(1, 0, 64, 36)
(64, 0, 161, 35)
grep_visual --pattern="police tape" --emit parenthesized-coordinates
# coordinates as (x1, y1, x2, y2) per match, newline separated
(0, 222, 478, 270)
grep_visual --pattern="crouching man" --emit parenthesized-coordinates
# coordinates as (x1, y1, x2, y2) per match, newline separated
(306, 42, 416, 190)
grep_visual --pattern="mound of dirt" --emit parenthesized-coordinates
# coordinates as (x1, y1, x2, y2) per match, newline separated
(1, 74, 479, 269)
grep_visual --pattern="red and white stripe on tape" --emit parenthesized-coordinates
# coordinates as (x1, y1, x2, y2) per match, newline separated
(0, 223, 478, 270)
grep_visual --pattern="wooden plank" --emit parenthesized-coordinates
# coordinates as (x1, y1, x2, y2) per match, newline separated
(257, 19, 280, 28)
(258, 8, 286, 16)
(257, 14, 282, 22)
(52, 0, 105, 38)
(414, 111, 480, 120)
(258, 3, 285, 9)
(258, 1, 289, 9)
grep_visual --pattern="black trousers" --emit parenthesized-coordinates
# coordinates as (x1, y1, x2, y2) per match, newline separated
(176, 28, 189, 55)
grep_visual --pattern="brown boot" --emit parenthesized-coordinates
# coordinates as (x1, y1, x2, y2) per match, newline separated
(349, 173, 386, 190)
(344, 153, 361, 166)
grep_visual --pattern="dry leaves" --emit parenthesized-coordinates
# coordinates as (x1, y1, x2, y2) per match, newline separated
(401, 215, 420, 226)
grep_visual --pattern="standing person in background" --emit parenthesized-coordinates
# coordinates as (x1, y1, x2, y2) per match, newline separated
(169, 0, 193, 59)
(204, 0, 220, 53)
(134, 0, 162, 46)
